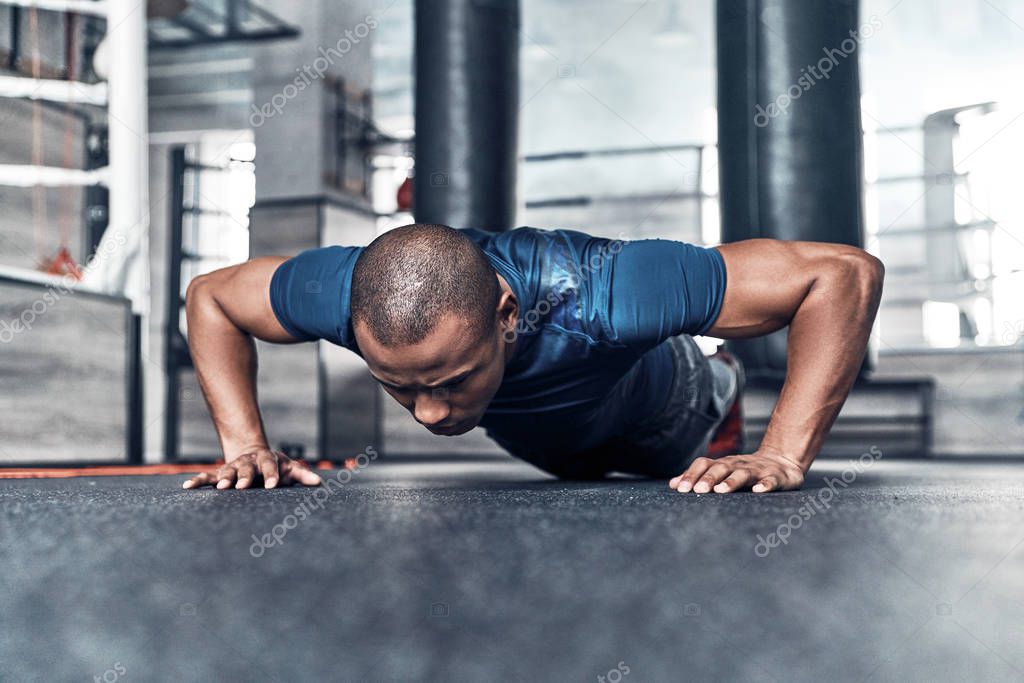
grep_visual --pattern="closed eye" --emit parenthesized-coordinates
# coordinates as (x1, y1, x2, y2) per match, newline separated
(374, 370, 474, 392)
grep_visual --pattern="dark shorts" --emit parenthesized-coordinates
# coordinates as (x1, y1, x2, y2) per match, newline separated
(534, 335, 742, 479)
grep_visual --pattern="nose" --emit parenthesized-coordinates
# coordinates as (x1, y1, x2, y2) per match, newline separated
(414, 391, 451, 427)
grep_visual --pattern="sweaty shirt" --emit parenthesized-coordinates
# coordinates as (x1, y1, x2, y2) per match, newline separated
(269, 227, 727, 461)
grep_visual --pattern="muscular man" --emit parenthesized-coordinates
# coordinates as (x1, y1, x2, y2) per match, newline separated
(181, 223, 883, 494)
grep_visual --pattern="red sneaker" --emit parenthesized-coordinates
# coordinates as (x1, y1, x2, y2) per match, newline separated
(706, 350, 745, 458)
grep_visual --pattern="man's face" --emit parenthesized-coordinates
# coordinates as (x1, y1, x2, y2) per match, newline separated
(356, 308, 514, 437)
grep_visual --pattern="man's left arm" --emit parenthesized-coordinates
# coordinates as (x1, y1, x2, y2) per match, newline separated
(669, 238, 884, 494)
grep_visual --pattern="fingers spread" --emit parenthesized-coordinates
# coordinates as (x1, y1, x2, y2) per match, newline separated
(213, 462, 240, 490)
(693, 462, 732, 493)
(671, 457, 713, 493)
(714, 468, 754, 493)
(182, 471, 218, 489)
(257, 452, 280, 489)
(670, 453, 802, 495)
(752, 475, 779, 493)
(234, 460, 257, 489)
(181, 453, 305, 491)
(282, 461, 322, 487)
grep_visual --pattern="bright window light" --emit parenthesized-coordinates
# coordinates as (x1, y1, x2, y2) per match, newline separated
(922, 300, 961, 348)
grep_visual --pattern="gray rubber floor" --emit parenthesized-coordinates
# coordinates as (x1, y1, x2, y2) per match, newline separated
(2, 457, 1023, 682)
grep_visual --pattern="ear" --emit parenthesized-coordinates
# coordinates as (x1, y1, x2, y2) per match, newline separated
(496, 289, 518, 333)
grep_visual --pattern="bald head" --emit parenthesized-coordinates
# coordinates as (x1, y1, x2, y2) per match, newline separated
(350, 224, 501, 347)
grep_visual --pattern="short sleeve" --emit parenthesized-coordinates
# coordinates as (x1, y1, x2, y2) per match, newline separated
(268, 245, 362, 349)
(607, 239, 726, 350)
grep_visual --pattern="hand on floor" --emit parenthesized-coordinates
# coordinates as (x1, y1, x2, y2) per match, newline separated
(669, 449, 805, 494)
(182, 449, 322, 490)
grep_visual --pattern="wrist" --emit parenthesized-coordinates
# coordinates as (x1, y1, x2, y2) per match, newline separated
(223, 440, 271, 462)
(757, 442, 815, 473)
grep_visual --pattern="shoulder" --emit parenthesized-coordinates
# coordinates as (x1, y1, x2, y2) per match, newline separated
(269, 244, 365, 349)
(281, 244, 364, 271)
(273, 245, 364, 304)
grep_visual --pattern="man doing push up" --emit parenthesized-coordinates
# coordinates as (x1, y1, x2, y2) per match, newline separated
(182, 223, 883, 494)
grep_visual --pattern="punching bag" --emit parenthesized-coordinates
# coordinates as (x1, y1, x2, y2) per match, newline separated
(716, 0, 871, 379)
(413, 0, 520, 232)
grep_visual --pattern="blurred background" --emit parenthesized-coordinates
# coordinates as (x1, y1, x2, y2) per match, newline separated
(1, 0, 1022, 466)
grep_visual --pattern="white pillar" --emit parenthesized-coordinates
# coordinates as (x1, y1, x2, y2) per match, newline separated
(80, 0, 149, 314)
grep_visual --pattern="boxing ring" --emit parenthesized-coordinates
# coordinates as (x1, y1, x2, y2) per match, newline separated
(0, 0, 147, 464)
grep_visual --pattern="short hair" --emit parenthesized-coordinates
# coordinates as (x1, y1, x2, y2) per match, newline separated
(351, 223, 501, 347)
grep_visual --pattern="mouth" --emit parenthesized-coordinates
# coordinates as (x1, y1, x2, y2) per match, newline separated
(428, 422, 473, 436)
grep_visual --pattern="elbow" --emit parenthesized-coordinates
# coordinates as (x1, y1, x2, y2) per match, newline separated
(829, 248, 884, 308)
(185, 272, 215, 321)
(854, 250, 885, 302)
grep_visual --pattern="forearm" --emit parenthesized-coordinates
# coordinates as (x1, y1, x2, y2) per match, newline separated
(186, 279, 270, 461)
(675, 240, 884, 494)
(759, 257, 883, 470)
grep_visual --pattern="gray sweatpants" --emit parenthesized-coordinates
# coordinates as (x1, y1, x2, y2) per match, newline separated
(538, 335, 742, 479)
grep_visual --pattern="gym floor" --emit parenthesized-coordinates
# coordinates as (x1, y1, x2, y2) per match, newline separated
(3, 457, 1022, 682)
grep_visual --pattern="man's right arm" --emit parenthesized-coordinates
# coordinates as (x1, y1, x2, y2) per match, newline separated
(181, 257, 322, 490)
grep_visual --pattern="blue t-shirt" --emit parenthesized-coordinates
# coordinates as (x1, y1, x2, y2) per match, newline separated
(269, 227, 726, 460)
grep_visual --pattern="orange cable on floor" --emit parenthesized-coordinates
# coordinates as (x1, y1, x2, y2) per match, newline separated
(0, 460, 347, 479)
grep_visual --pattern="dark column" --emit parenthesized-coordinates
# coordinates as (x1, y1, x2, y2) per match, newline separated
(717, 0, 869, 379)
(414, 0, 520, 231)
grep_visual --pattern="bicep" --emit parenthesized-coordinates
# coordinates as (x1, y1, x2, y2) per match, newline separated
(705, 239, 860, 339)
(202, 256, 300, 343)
